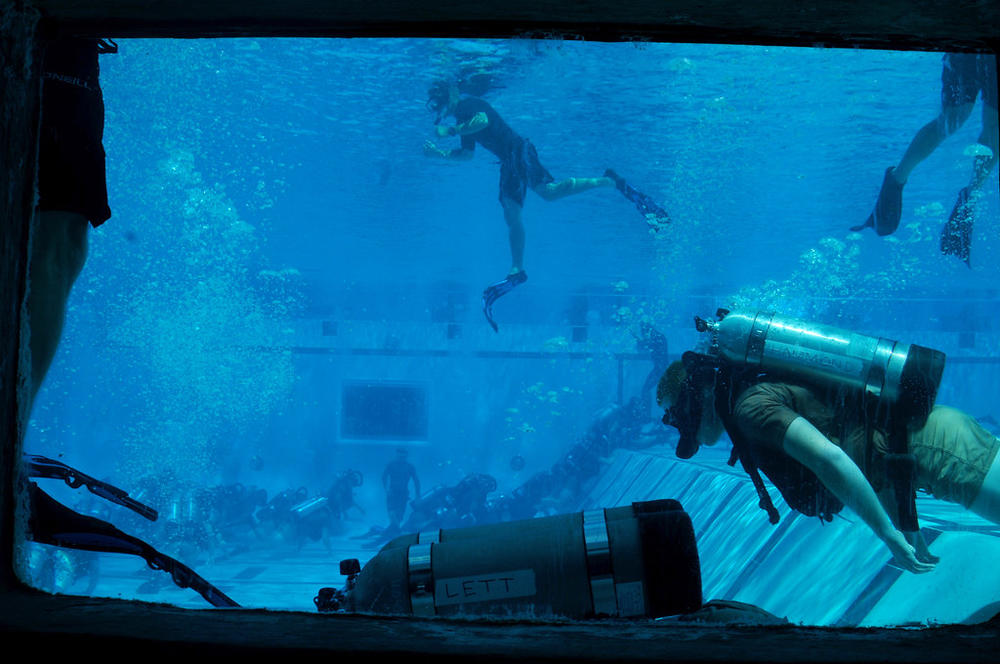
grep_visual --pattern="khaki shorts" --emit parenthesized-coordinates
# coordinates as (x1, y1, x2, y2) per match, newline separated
(909, 406, 1000, 508)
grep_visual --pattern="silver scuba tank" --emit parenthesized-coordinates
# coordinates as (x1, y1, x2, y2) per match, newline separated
(696, 309, 946, 428)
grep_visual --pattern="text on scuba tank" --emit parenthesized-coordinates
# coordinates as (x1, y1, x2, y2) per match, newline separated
(434, 569, 536, 606)
(764, 342, 864, 377)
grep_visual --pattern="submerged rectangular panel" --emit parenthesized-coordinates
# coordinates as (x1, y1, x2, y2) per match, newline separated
(340, 380, 429, 441)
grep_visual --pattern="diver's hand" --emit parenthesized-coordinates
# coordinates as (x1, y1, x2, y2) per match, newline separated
(423, 140, 445, 158)
(883, 529, 936, 573)
(435, 125, 453, 138)
(904, 530, 941, 564)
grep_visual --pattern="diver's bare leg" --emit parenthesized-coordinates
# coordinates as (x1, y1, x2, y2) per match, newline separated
(534, 176, 614, 202)
(894, 103, 975, 184)
(501, 195, 526, 275)
(28, 210, 89, 407)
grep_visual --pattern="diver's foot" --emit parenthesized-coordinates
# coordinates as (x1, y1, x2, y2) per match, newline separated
(872, 166, 905, 236)
(506, 269, 528, 285)
(604, 168, 627, 193)
(941, 186, 975, 267)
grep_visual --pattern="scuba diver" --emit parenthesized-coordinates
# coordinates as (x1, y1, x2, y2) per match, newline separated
(405, 473, 498, 531)
(634, 321, 671, 418)
(194, 482, 268, 544)
(325, 469, 366, 522)
(852, 53, 997, 266)
(423, 78, 667, 332)
(657, 309, 1000, 575)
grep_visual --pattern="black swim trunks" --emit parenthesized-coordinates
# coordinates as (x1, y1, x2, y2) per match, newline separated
(499, 138, 555, 206)
(37, 38, 113, 227)
(941, 52, 998, 111)
(452, 96, 555, 206)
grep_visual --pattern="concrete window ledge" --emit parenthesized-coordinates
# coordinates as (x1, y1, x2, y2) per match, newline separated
(2, 585, 999, 662)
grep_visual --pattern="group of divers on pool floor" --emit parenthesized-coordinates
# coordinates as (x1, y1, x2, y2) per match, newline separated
(420, 57, 1000, 575)
(21, 39, 1000, 611)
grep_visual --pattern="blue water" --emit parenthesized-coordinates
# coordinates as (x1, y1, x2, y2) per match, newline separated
(20, 38, 1000, 621)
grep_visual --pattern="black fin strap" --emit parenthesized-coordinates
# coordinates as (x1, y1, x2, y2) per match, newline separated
(887, 408, 920, 532)
(885, 452, 920, 532)
(715, 368, 780, 525)
(746, 464, 781, 524)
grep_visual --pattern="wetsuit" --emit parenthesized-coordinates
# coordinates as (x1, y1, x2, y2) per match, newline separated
(38, 37, 113, 227)
(454, 97, 554, 206)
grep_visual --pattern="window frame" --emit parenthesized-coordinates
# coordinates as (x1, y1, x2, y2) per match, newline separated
(2, 2, 999, 659)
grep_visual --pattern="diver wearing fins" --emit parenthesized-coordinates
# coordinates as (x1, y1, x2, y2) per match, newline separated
(658, 309, 1000, 574)
(423, 79, 665, 331)
(852, 53, 997, 267)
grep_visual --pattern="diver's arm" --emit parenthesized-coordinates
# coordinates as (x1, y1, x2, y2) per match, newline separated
(435, 111, 488, 138)
(781, 416, 936, 574)
(423, 140, 475, 160)
(426, 111, 487, 159)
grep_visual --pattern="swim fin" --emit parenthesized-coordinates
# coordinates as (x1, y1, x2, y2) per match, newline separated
(940, 186, 975, 267)
(605, 169, 671, 232)
(482, 270, 527, 332)
(851, 166, 904, 235)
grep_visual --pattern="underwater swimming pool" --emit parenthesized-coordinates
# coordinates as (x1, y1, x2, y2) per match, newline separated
(19, 37, 1000, 627)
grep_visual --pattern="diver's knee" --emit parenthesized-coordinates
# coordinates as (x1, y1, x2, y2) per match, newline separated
(501, 197, 523, 218)
(539, 179, 572, 201)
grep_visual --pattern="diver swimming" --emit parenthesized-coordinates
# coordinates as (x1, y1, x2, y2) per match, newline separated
(658, 308, 1000, 574)
(423, 78, 669, 331)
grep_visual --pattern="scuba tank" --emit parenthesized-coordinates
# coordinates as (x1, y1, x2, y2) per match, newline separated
(696, 309, 946, 429)
(315, 499, 702, 620)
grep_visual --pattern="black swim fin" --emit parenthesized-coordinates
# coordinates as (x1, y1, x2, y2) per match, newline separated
(940, 186, 975, 267)
(482, 270, 527, 332)
(605, 169, 671, 232)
